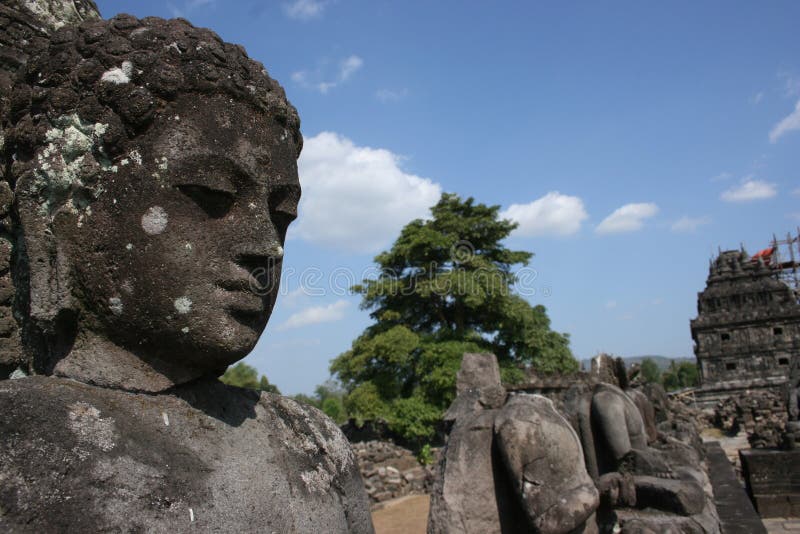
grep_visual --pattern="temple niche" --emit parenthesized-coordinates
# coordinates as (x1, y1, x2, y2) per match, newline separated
(691, 244, 800, 408)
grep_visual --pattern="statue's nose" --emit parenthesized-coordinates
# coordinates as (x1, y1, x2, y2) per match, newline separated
(230, 207, 284, 264)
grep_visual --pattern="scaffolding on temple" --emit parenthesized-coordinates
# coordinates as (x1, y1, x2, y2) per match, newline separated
(764, 229, 800, 298)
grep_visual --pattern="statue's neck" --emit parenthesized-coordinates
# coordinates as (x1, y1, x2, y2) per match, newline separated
(52, 330, 203, 393)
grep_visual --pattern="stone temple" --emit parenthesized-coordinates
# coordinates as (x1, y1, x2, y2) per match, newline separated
(691, 239, 800, 408)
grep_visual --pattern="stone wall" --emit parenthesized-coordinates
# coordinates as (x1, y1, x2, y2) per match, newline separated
(351, 440, 435, 507)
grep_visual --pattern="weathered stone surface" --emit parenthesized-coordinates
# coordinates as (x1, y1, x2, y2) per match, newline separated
(690, 249, 800, 408)
(428, 408, 528, 534)
(596, 472, 636, 509)
(626, 387, 658, 444)
(6, 14, 301, 390)
(2, 0, 99, 32)
(443, 382, 507, 423)
(0, 376, 372, 532)
(642, 382, 671, 424)
(457, 352, 503, 393)
(495, 394, 599, 534)
(563, 381, 720, 533)
(740, 448, 800, 518)
(583, 383, 649, 477)
(705, 442, 767, 534)
(0, 5, 373, 532)
(633, 475, 704, 516)
(430, 353, 599, 534)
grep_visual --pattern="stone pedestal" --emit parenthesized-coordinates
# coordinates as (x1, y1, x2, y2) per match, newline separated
(740, 448, 800, 518)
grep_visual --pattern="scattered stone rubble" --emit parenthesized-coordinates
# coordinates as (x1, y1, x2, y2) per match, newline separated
(351, 440, 435, 505)
(713, 390, 787, 449)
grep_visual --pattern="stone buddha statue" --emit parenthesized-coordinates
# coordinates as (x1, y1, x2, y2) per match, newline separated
(0, 10, 373, 532)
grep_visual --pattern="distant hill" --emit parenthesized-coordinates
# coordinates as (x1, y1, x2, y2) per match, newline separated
(579, 355, 695, 372)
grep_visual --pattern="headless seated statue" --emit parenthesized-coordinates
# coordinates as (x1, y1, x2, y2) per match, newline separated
(428, 353, 599, 534)
(0, 11, 372, 532)
(565, 382, 717, 532)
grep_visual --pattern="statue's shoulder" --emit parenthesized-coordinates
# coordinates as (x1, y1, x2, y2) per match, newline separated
(0, 375, 116, 428)
(0, 376, 208, 532)
(255, 391, 359, 482)
(253, 392, 374, 533)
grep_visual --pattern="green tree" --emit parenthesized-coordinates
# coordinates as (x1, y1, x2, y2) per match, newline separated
(661, 360, 699, 391)
(331, 193, 577, 445)
(640, 358, 662, 384)
(291, 380, 349, 424)
(676, 361, 699, 388)
(220, 362, 281, 394)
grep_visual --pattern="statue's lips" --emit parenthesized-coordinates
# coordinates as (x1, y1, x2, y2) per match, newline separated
(215, 281, 267, 314)
(216, 279, 255, 292)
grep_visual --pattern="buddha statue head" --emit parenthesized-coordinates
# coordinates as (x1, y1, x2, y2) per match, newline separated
(3, 14, 302, 391)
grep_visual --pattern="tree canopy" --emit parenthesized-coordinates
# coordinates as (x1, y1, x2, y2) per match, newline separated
(330, 193, 577, 445)
(661, 360, 699, 391)
(293, 380, 348, 424)
(220, 362, 280, 393)
(639, 358, 662, 384)
(635, 358, 699, 391)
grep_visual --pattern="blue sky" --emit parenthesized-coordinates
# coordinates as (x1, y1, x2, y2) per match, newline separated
(97, 0, 800, 394)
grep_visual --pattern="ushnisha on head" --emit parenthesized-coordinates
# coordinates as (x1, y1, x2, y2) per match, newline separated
(4, 14, 302, 391)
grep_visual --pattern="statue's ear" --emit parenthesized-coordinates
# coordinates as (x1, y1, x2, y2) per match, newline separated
(15, 173, 76, 333)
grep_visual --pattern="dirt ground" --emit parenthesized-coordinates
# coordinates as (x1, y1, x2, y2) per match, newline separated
(372, 494, 430, 534)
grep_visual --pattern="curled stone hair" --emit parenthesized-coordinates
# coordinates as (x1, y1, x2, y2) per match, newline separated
(1, 14, 302, 374)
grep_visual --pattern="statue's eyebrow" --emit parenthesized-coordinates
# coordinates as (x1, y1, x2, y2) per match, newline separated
(168, 154, 251, 192)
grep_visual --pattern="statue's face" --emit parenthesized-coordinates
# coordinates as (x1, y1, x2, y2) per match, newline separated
(61, 93, 300, 371)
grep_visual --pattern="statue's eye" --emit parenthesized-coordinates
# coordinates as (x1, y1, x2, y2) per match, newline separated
(177, 184, 235, 218)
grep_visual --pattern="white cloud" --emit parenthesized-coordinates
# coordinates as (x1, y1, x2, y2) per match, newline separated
(501, 192, 588, 237)
(376, 88, 409, 102)
(671, 215, 711, 233)
(339, 56, 362, 79)
(595, 203, 658, 234)
(769, 100, 800, 143)
(292, 55, 363, 94)
(752, 92, 764, 104)
(277, 300, 349, 331)
(284, 0, 327, 20)
(710, 172, 732, 182)
(292, 132, 442, 253)
(605, 300, 617, 309)
(793, 188, 800, 197)
(720, 179, 776, 202)
(779, 71, 800, 98)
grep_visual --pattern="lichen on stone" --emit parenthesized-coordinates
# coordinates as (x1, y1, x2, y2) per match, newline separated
(108, 297, 123, 316)
(100, 61, 134, 85)
(31, 114, 110, 221)
(21, 0, 100, 31)
(141, 206, 168, 234)
(173, 297, 192, 314)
